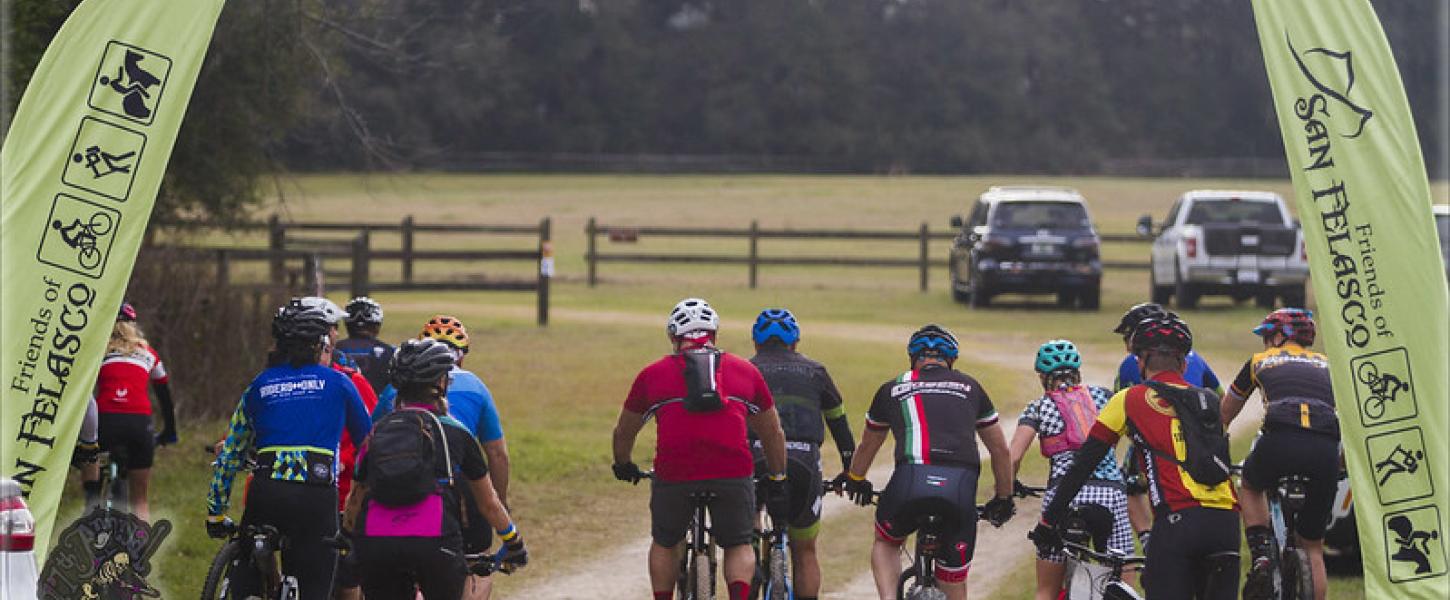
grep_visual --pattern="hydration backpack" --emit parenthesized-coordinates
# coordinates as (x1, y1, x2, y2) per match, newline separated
(364, 408, 453, 506)
(681, 348, 725, 412)
(1140, 382, 1232, 486)
(1039, 386, 1099, 457)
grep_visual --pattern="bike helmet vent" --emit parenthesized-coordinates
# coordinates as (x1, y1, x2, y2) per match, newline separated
(299, 296, 346, 325)
(1114, 302, 1166, 336)
(420, 315, 470, 353)
(752, 308, 800, 345)
(1252, 308, 1316, 346)
(1034, 339, 1083, 374)
(272, 299, 333, 343)
(390, 338, 456, 387)
(345, 296, 384, 327)
(1129, 314, 1193, 354)
(907, 324, 959, 360)
(667, 298, 719, 338)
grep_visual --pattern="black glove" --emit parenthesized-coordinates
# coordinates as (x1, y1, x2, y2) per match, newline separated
(206, 516, 235, 539)
(982, 495, 1015, 527)
(1029, 520, 1063, 555)
(763, 475, 791, 522)
(155, 429, 178, 447)
(613, 462, 645, 485)
(829, 471, 851, 495)
(844, 475, 874, 506)
(499, 535, 528, 569)
(72, 441, 100, 469)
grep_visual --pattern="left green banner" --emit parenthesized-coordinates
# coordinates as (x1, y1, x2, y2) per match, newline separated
(1, 0, 226, 559)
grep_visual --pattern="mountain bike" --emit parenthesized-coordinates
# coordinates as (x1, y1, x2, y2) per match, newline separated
(753, 506, 792, 600)
(1058, 539, 1144, 600)
(635, 471, 717, 600)
(201, 520, 300, 600)
(93, 450, 130, 513)
(1235, 464, 1314, 600)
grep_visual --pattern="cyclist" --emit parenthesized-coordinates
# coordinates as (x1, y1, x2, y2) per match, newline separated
(748, 308, 856, 600)
(344, 338, 528, 599)
(1034, 314, 1240, 600)
(336, 296, 396, 395)
(373, 315, 510, 599)
(84, 301, 176, 520)
(1008, 339, 1133, 600)
(205, 299, 372, 599)
(842, 324, 1016, 600)
(1221, 309, 1338, 600)
(612, 298, 790, 600)
(1112, 302, 1223, 554)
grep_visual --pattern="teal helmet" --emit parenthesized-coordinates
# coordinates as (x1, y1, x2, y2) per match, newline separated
(1034, 339, 1082, 374)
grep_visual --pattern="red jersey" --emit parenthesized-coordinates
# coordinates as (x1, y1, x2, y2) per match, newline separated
(625, 351, 774, 482)
(95, 345, 168, 415)
(335, 364, 379, 511)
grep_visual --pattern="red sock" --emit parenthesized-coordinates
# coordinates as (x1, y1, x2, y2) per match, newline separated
(729, 580, 750, 600)
(653, 592, 672, 600)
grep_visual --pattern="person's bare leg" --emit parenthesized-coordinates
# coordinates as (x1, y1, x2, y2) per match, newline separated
(460, 574, 492, 600)
(335, 585, 361, 600)
(871, 539, 902, 600)
(1126, 493, 1152, 541)
(1035, 559, 1066, 600)
(1299, 536, 1327, 600)
(723, 543, 755, 595)
(1239, 484, 1270, 528)
(127, 468, 150, 520)
(790, 536, 821, 597)
(649, 542, 684, 595)
(943, 577, 966, 600)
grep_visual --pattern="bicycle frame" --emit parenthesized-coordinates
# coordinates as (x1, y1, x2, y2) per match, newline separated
(757, 516, 793, 600)
(896, 514, 944, 599)
(1060, 540, 1144, 600)
(681, 491, 718, 600)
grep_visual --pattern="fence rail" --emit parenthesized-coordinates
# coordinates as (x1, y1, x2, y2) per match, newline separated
(585, 218, 1149, 290)
(156, 215, 553, 325)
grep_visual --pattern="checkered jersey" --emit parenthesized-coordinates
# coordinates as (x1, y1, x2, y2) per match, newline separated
(1019, 385, 1123, 482)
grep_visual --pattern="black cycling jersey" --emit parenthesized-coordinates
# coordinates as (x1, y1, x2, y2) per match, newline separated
(1229, 342, 1338, 437)
(865, 365, 999, 470)
(336, 336, 396, 395)
(749, 347, 847, 445)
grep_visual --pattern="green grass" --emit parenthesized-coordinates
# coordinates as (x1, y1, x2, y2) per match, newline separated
(68, 172, 1435, 596)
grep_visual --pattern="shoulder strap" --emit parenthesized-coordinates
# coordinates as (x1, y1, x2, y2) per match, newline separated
(404, 407, 454, 486)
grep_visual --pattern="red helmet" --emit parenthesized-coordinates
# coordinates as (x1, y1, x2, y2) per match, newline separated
(117, 302, 137, 322)
(1252, 308, 1316, 346)
(1129, 313, 1193, 354)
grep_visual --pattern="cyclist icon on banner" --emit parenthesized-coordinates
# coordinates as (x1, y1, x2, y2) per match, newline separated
(51, 213, 114, 270)
(1350, 349, 1418, 427)
(37, 194, 122, 279)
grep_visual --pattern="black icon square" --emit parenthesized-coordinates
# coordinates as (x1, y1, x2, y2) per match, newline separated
(62, 117, 147, 202)
(1350, 347, 1417, 428)
(1383, 505, 1445, 583)
(36, 194, 122, 280)
(86, 41, 172, 126)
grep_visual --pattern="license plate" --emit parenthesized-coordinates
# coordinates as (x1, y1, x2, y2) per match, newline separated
(1030, 243, 1059, 256)
(1239, 270, 1260, 284)
(1241, 235, 1260, 246)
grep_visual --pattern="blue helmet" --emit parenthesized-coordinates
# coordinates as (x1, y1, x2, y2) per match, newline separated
(1035, 339, 1082, 374)
(908, 324, 959, 360)
(752, 308, 801, 345)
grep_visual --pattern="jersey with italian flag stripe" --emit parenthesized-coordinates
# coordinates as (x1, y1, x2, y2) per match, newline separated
(865, 365, 998, 469)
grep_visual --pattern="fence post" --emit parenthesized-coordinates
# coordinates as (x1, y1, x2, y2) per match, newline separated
(748, 220, 760, 289)
(304, 252, 324, 296)
(268, 214, 284, 284)
(586, 217, 598, 287)
(401, 215, 415, 285)
(351, 231, 371, 298)
(919, 222, 929, 292)
(215, 249, 230, 287)
(538, 218, 552, 326)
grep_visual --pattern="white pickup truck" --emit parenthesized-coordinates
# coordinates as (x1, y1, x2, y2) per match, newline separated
(1139, 190, 1309, 309)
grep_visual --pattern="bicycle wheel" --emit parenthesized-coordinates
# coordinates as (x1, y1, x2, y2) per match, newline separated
(1282, 548, 1313, 600)
(766, 545, 789, 600)
(897, 569, 947, 600)
(693, 551, 715, 599)
(88, 212, 114, 236)
(199, 540, 242, 600)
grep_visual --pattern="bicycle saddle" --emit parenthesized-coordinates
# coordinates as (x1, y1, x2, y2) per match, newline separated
(1278, 475, 1309, 510)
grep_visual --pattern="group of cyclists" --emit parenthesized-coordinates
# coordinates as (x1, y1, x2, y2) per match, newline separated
(74, 290, 1342, 600)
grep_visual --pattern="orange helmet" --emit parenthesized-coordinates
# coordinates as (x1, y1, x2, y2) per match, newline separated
(420, 315, 470, 353)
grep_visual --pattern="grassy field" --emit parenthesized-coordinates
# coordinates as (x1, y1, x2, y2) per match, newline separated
(80, 173, 1447, 596)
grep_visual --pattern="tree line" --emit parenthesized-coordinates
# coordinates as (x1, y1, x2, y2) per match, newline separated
(4, 0, 1444, 221)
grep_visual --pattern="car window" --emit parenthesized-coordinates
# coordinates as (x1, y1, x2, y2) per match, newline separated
(1436, 214, 1449, 252)
(989, 202, 1089, 229)
(1184, 199, 1283, 226)
(967, 201, 988, 228)
(1165, 199, 1182, 225)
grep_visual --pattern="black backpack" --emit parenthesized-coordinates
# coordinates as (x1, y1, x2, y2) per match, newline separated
(364, 408, 453, 507)
(1139, 382, 1233, 486)
(681, 348, 725, 412)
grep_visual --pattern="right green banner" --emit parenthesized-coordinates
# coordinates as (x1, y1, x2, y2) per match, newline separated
(1251, 0, 1449, 596)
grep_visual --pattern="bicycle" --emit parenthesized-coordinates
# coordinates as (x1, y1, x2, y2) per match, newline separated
(1058, 539, 1145, 600)
(1355, 361, 1407, 420)
(1234, 464, 1314, 600)
(748, 478, 841, 600)
(200, 520, 300, 600)
(92, 450, 130, 514)
(633, 471, 717, 600)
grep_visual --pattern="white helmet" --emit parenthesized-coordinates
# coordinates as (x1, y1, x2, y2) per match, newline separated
(667, 298, 719, 337)
(300, 296, 347, 325)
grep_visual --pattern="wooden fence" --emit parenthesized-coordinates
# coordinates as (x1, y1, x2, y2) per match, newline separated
(585, 218, 1149, 291)
(156, 215, 553, 325)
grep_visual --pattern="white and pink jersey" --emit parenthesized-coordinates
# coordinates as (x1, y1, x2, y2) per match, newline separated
(95, 345, 167, 415)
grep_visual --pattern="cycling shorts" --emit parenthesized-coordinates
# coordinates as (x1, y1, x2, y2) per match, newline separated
(1143, 506, 1240, 600)
(1242, 428, 1340, 540)
(753, 444, 825, 538)
(875, 464, 980, 580)
(97, 413, 155, 470)
(230, 477, 340, 600)
(356, 533, 468, 600)
(1037, 480, 1132, 563)
(651, 477, 755, 548)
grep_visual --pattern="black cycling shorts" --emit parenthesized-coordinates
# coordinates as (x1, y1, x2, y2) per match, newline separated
(1242, 427, 1340, 540)
(97, 413, 155, 470)
(753, 445, 825, 535)
(651, 477, 755, 548)
(356, 533, 468, 600)
(230, 477, 340, 600)
(875, 464, 980, 572)
(1144, 506, 1240, 600)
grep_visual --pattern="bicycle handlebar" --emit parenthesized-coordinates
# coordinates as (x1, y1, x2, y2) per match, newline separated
(1059, 540, 1146, 569)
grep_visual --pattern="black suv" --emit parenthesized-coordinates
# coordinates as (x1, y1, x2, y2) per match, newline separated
(949, 186, 1102, 309)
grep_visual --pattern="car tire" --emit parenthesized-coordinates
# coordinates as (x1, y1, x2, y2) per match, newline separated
(1056, 288, 1076, 308)
(1255, 291, 1277, 309)
(1081, 285, 1101, 310)
(950, 274, 970, 303)
(970, 274, 992, 308)
(1150, 267, 1172, 305)
(1282, 284, 1307, 308)
(1174, 261, 1199, 309)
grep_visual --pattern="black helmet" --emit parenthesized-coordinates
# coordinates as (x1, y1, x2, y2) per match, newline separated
(390, 338, 456, 388)
(907, 324, 960, 360)
(1129, 313, 1193, 354)
(272, 299, 333, 343)
(345, 296, 384, 327)
(1114, 302, 1167, 336)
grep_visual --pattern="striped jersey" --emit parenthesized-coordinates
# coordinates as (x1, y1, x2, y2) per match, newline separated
(1228, 342, 1338, 437)
(95, 344, 168, 415)
(865, 366, 998, 469)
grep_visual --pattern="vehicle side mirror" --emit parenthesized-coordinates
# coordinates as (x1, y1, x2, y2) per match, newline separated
(950, 215, 964, 229)
(1136, 214, 1154, 237)
(1293, 219, 1302, 230)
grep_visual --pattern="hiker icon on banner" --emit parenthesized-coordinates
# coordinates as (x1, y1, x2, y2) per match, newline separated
(1350, 348, 1418, 427)
(1366, 427, 1434, 506)
(87, 41, 172, 126)
(1382, 506, 1446, 583)
(62, 117, 147, 202)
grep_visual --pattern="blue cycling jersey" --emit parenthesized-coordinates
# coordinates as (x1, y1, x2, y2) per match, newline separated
(372, 366, 503, 443)
(208, 364, 372, 515)
(1115, 350, 1221, 393)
